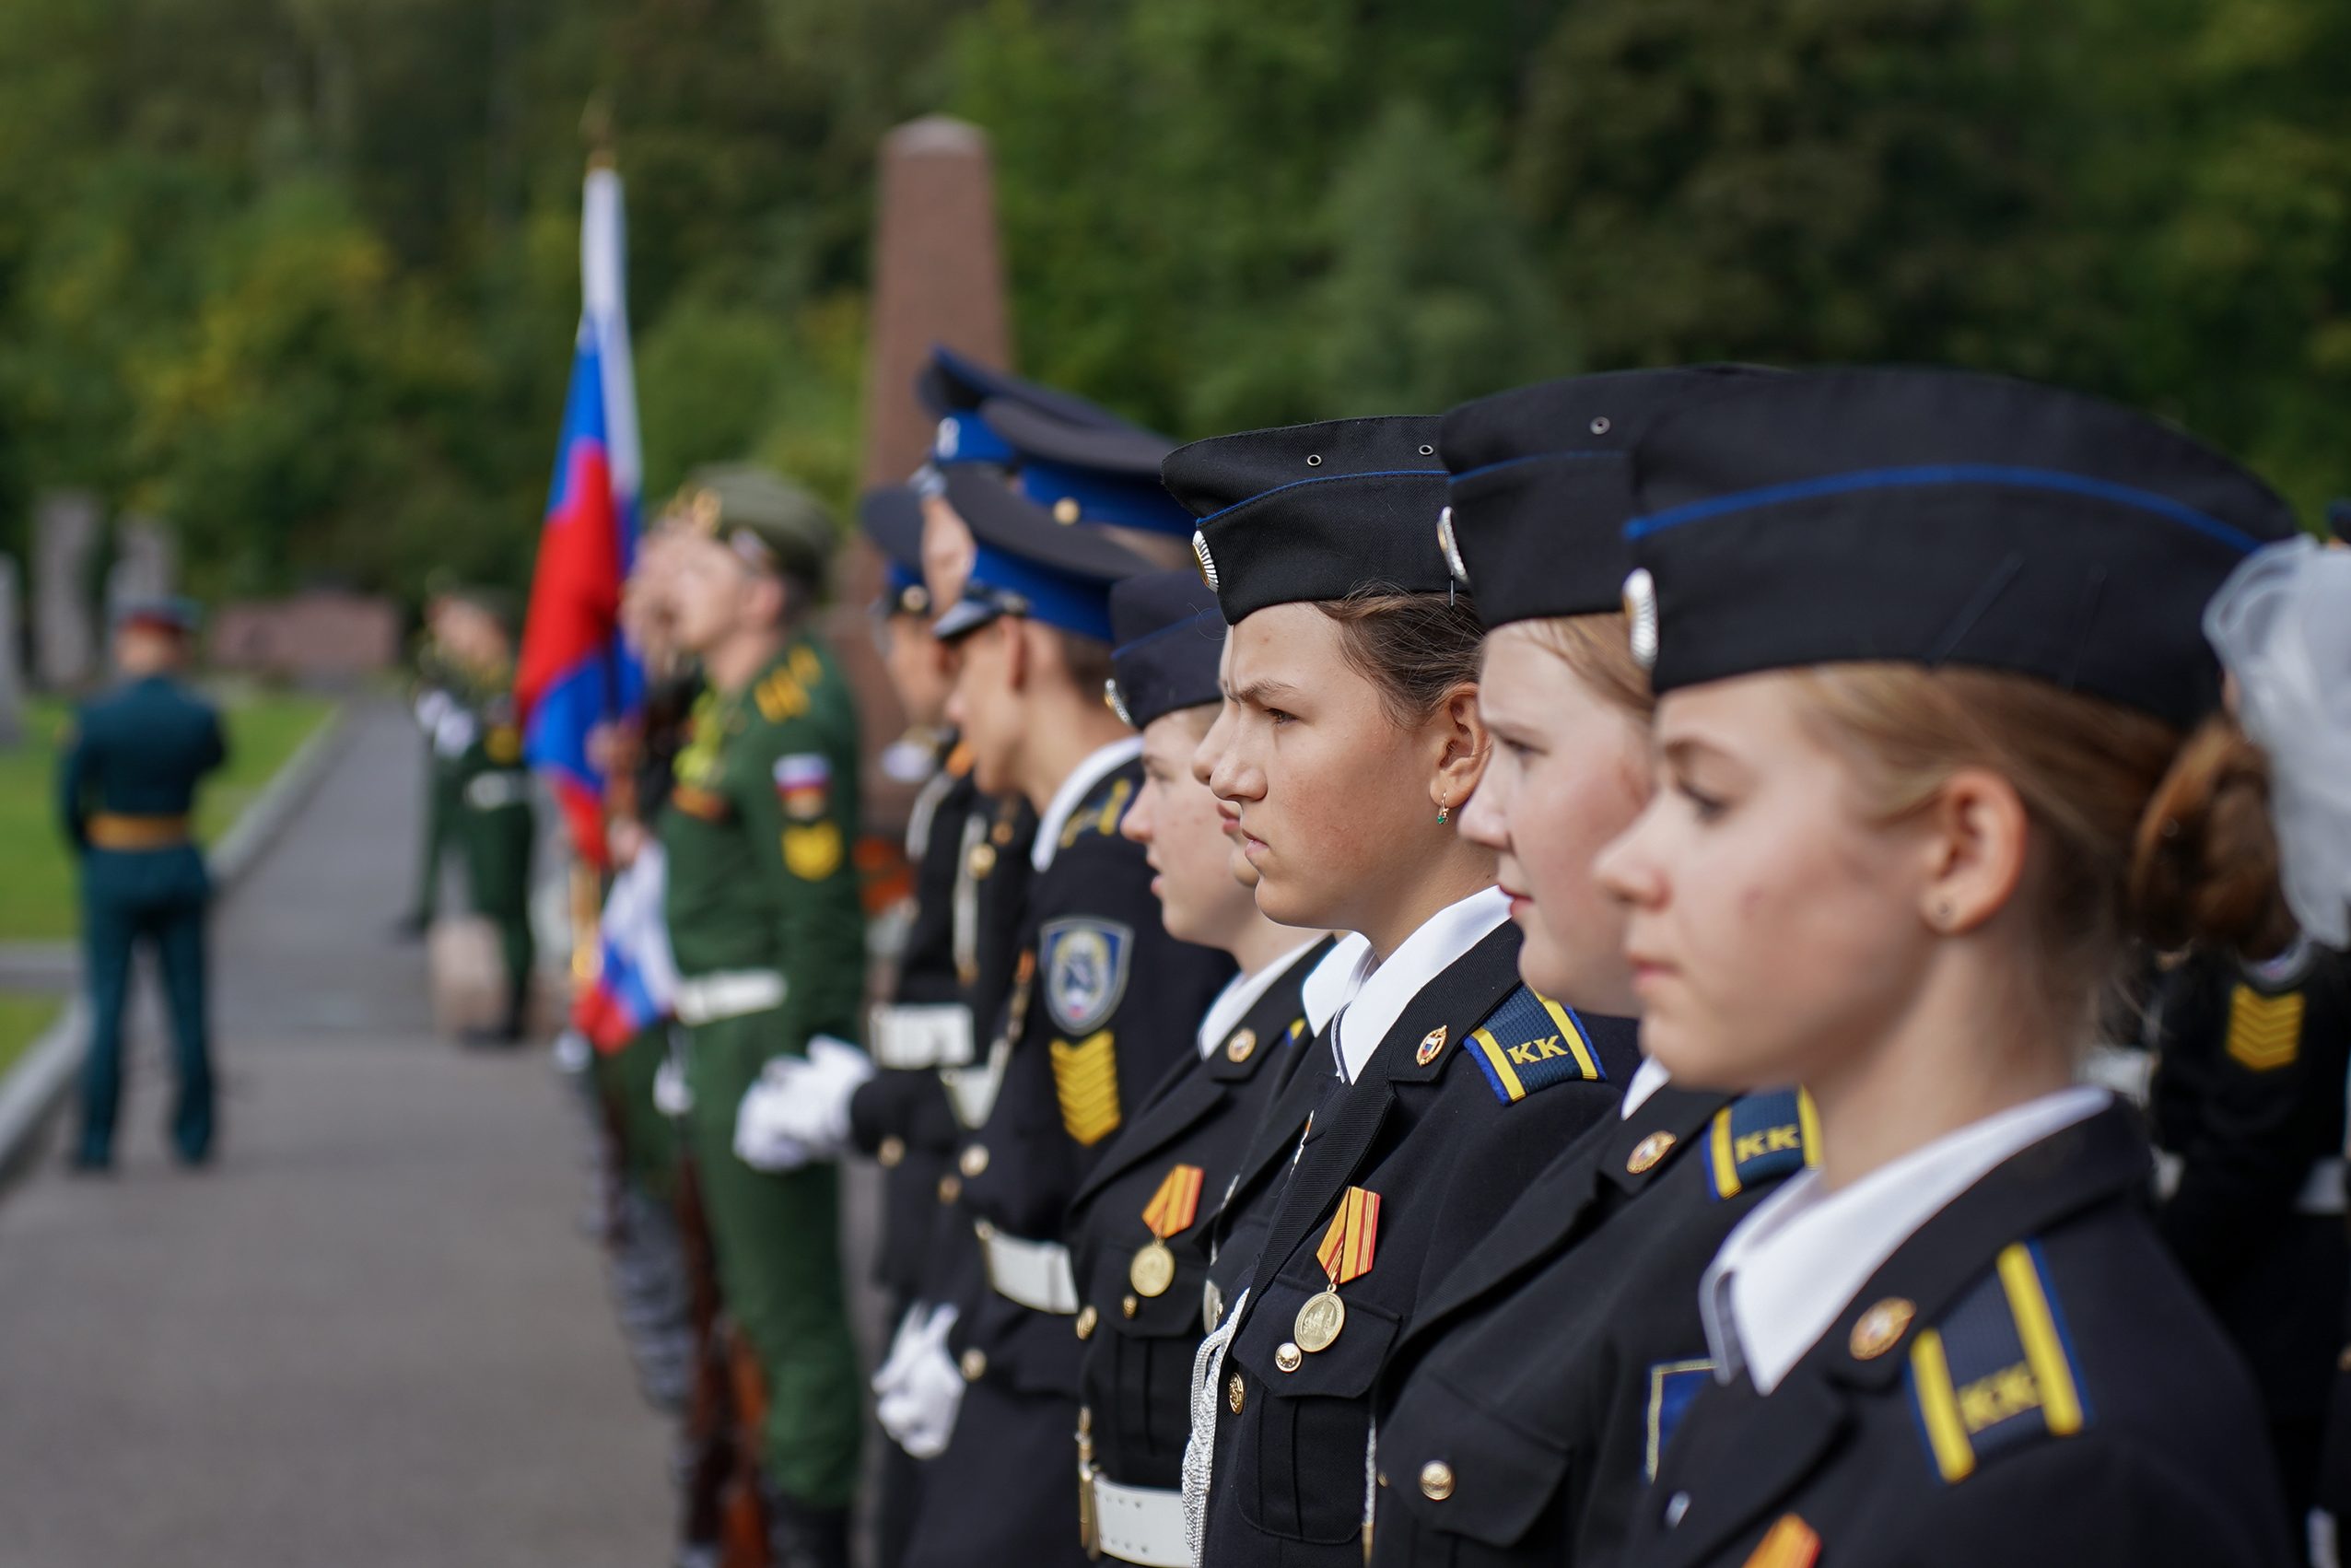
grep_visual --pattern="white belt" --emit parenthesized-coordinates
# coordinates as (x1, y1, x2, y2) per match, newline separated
(871, 1002, 976, 1071)
(674, 970, 788, 1025)
(1092, 1475, 1189, 1568)
(2153, 1151, 2346, 1215)
(977, 1224, 1079, 1315)
(463, 772, 531, 810)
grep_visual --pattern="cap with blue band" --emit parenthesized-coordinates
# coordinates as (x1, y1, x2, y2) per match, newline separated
(931, 467, 1152, 646)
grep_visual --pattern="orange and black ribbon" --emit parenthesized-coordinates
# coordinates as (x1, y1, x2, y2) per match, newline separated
(1314, 1186, 1381, 1286)
(1141, 1164, 1205, 1239)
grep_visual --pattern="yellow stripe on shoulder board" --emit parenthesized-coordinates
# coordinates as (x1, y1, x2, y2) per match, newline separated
(1996, 1245, 2085, 1437)
(1535, 992, 1601, 1080)
(1908, 1328, 1976, 1483)
(1710, 1108, 1738, 1199)
(1471, 1027, 1527, 1101)
(2225, 984, 2303, 1071)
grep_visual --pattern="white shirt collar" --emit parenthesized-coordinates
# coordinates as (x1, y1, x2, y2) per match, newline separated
(1031, 736, 1144, 873)
(1195, 936, 1327, 1059)
(1328, 885, 1512, 1083)
(1300, 931, 1373, 1036)
(1620, 1056, 1672, 1119)
(1700, 1084, 2110, 1394)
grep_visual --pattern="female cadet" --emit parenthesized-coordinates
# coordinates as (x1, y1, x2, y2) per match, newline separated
(1164, 417, 1641, 1566)
(1065, 569, 1338, 1567)
(1363, 366, 1832, 1568)
(1598, 368, 2302, 1567)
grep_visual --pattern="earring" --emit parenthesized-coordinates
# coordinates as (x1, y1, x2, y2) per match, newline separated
(1931, 898, 1955, 928)
(1436, 793, 1450, 826)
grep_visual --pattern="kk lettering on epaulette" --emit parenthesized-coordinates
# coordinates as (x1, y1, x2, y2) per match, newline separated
(1466, 988, 1606, 1104)
(1906, 1241, 2091, 1484)
(1706, 1089, 1821, 1200)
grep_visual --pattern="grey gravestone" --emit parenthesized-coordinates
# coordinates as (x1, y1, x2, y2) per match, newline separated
(0, 556, 23, 745)
(34, 490, 101, 688)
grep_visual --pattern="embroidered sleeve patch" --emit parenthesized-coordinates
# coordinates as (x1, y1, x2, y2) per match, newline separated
(485, 723, 522, 764)
(1906, 1240, 2090, 1484)
(1645, 1359, 1714, 1480)
(2225, 984, 2304, 1071)
(754, 667, 811, 723)
(1706, 1089, 1822, 1200)
(1040, 918, 1134, 1036)
(773, 753, 834, 820)
(781, 822, 844, 880)
(1467, 988, 1607, 1103)
(1050, 1029, 1122, 1145)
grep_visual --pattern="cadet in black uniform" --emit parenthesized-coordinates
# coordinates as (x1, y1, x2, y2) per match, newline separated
(1367, 368, 1822, 1568)
(2147, 939, 2351, 1530)
(1068, 569, 1338, 1567)
(893, 469, 1234, 1568)
(1169, 417, 1639, 1566)
(1597, 369, 2298, 1568)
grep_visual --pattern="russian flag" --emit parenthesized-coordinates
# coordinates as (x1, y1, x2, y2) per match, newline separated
(573, 845, 680, 1053)
(519, 162, 644, 869)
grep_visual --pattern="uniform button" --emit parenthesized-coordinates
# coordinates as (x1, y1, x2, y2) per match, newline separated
(1224, 1027, 1257, 1063)
(1849, 1296, 1916, 1360)
(967, 842, 998, 879)
(1121, 1294, 1140, 1318)
(960, 1348, 988, 1382)
(937, 1174, 961, 1204)
(1227, 1374, 1246, 1414)
(876, 1136, 906, 1169)
(974, 1219, 995, 1243)
(1664, 1492, 1690, 1528)
(960, 1144, 989, 1178)
(1375, 1472, 1388, 1489)
(1419, 1461, 1455, 1502)
(1274, 1342, 1303, 1373)
(1075, 1305, 1098, 1340)
(2339, 1343, 2351, 1373)
(1627, 1130, 1677, 1174)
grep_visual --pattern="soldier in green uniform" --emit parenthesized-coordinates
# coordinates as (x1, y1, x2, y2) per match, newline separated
(398, 586, 466, 939)
(657, 464, 866, 1568)
(439, 591, 537, 1047)
(57, 596, 228, 1170)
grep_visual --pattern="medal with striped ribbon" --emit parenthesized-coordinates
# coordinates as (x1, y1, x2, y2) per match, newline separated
(1294, 1187, 1380, 1353)
(1130, 1164, 1205, 1297)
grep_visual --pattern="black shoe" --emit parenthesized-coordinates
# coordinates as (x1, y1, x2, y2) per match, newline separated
(764, 1489, 851, 1568)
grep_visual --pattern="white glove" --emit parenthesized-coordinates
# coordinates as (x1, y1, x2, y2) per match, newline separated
(652, 1056, 693, 1117)
(431, 706, 478, 759)
(733, 1073, 813, 1172)
(871, 1302, 934, 1402)
(876, 1304, 965, 1460)
(737, 1036, 876, 1165)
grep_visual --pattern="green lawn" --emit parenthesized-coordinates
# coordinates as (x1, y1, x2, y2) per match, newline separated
(0, 992, 60, 1076)
(0, 688, 336, 942)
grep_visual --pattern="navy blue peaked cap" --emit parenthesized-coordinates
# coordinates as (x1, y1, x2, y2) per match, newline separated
(1622, 369, 2300, 729)
(981, 398, 1194, 538)
(932, 466, 1152, 646)
(1438, 366, 1777, 628)
(1106, 570, 1225, 730)
(858, 486, 930, 617)
(1162, 416, 1451, 623)
(918, 345, 1139, 474)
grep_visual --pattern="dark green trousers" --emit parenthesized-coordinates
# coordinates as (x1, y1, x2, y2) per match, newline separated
(461, 795, 534, 1024)
(683, 1005, 862, 1507)
(78, 845, 212, 1165)
(410, 754, 463, 919)
(594, 1024, 682, 1204)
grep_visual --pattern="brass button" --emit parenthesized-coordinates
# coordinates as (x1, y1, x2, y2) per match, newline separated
(960, 1144, 989, 1178)
(937, 1174, 962, 1204)
(1075, 1305, 1098, 1340)
(960, 1348, 988, 1382)
(877, 1136, 906, 1169)
(1627, 1130, 1677, 1175)
(968, 842, 998, 879)
(1225, 1027, 1257, 1063)
(1274, 1341, 1303, 1373)
(1053, 497, 1082, 525)
(2338, 1344, 2351, 1373)
(975, 1219, 995, 1243)
(991, 817, 1015, 846)
(1419, 1460, 1456, 1502)
(1375, 1471, 1388, 1490)
(1227, 1374, 1246, 1414)
(1849, 1297, 1916, 1360)
(1121, 1294, 1140, 1319)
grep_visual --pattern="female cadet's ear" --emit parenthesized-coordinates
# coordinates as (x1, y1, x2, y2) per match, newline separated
(1916, 765, 2032, 934)
(1430, 682, 1492, 817)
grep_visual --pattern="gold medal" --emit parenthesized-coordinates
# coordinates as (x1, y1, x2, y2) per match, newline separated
(1293, 1285, 1346, 1353)
(1129, 1238, 1176, 1298)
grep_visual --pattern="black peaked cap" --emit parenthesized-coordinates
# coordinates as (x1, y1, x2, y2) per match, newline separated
(1438, 366, 1777, 628)
(859, 485, 926, 572)
(917, 343, 1136, 430)
(1162, 415, 1450, 622)
(982, 398, 1174, 476)
(1623, 368, 2300, 729)
(1106, 570, 1225, 730)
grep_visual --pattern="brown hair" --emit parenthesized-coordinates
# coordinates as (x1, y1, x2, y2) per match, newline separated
(1793, 665, 2290, 1014)
(1516, 614, 1655, 718)
(1314, 586, 1487, 727)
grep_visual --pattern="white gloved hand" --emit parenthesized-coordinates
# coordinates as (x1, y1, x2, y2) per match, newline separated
(733, 1075, 813, 1172)
(652, 1056, 693, 1117)
(871, 1302, 934, 1402)
(735, 1035, 876, 1164)
(876, 1304, 965, 1460)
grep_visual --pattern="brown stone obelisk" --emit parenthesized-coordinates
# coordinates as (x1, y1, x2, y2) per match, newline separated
(833, 114, 1015, 839)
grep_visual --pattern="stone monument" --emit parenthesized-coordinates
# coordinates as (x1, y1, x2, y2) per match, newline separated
(33, 490, 101, 689)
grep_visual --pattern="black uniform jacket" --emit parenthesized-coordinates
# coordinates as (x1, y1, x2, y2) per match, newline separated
(849, 743, 983, 1304)
(1069, 936, 1338, 1489)
(1199, 922, 1639, 1566)
(1620, 1103, 2294, 1568)
(1371, 1082, 1817, 1567)
(946, 754, 1236, 1399)
(2149, 941, 2351, 1455)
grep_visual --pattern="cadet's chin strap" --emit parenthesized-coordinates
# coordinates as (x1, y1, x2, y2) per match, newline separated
(1182, 1285, 1249, 1565)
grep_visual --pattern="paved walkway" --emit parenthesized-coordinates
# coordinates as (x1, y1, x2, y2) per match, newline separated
(0, 700, 672, 1568)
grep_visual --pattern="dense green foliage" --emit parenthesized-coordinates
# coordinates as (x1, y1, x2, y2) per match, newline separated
(0, 0, 2341, 607)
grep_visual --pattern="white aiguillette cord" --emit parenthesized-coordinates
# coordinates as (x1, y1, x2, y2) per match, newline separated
(1182, 1286, 1249, 1565)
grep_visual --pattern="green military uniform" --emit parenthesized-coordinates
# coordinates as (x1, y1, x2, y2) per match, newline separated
(58, 610, 228, 1169)
(661, 603, 867, 1515)
(404, 630, 469, 929)
(450, 664, 536, 1041)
